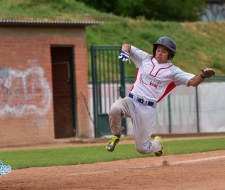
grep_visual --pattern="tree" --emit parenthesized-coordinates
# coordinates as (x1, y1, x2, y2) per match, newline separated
(77, 0, 207, 22)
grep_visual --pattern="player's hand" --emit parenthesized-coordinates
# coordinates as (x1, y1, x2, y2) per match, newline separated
(118, 50, 130, 62)
(200, 68, 216, 78)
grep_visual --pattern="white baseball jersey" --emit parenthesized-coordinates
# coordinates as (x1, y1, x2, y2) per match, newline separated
(129, 46, 195, 102)
(108, 45, 196, 155)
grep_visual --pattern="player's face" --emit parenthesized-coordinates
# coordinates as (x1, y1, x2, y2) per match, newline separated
(155, 45, 170, 63)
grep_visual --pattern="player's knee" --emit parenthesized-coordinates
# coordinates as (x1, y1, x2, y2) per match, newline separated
(135, 146, 148, 154)
(109, 105, 121, 116)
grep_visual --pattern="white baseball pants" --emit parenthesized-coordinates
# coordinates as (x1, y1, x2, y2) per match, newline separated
(108, 97, 161, 154)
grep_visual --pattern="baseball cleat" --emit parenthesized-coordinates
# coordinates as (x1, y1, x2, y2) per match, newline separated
(106, 135, 121, 152)
(154, 136, 164, 157)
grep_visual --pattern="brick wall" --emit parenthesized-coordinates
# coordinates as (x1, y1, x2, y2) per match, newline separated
(0, 27, 90, 147)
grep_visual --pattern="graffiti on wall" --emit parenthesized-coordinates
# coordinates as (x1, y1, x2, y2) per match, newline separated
(0, 66, 51, 117)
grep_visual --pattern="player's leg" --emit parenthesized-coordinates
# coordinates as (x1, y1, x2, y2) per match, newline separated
(106, 97, 133, 152)
(131, 102, 162, 154)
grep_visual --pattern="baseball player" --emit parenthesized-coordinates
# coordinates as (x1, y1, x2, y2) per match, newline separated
(106, 36, 215, 156)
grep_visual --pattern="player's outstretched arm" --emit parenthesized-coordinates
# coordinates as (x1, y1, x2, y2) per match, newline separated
(188, 75, 205, 87)
(188, 68, 215, 87)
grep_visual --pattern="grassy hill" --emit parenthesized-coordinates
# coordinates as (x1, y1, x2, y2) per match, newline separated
(0, 0, 225, 76)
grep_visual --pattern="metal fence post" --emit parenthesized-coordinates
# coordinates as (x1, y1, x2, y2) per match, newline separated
(196, 86, 200, 133)
(168, 94, 172, 133)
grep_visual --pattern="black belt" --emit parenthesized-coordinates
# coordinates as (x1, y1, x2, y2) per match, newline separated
(129, 93, 154, 106)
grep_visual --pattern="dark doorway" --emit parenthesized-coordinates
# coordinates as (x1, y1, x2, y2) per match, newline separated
(51, 46, 76, 138)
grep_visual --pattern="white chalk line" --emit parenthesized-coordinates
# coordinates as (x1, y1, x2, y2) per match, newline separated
(171, 155, 225, 165)
(68, 155, 225, 176)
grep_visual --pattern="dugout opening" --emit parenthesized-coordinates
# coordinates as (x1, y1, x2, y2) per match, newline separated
(50, 46, 76, 139)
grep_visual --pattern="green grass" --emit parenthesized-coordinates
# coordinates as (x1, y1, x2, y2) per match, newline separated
(1, 137, 225, 170)
(0, 0, 225, 76)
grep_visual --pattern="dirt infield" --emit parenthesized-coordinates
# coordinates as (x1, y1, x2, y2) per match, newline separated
(1, 136, 225, 190)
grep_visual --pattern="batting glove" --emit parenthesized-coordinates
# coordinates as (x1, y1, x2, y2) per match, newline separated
(118, 50, 130, 62)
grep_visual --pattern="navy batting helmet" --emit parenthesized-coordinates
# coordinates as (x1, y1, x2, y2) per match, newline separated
(153, 36, 176, 60)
